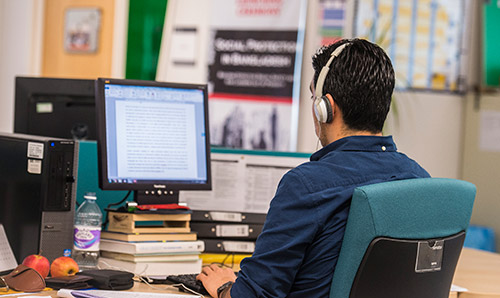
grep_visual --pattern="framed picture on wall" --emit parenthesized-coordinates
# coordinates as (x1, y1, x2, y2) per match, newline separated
(64, 7, 101, 53)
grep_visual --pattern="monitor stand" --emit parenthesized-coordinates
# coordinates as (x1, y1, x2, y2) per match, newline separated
(134, 190, 179, 205)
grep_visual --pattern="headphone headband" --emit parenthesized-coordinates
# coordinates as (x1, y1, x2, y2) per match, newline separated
(314, 43, 351, 99)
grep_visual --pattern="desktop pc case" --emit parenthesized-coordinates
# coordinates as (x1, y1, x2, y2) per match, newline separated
(0, 133, 78, 263)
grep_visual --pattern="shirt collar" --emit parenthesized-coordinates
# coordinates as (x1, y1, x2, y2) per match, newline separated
(310, 135, 397, 161)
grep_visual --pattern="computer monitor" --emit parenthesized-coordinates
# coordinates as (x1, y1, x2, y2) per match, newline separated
(14, 77, 96, 140)
(95, 78, 211, 205)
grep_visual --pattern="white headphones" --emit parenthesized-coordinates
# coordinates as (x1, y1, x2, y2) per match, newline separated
(314, 43, 351, 123)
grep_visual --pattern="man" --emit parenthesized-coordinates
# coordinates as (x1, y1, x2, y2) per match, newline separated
(197, 39, 430, 298)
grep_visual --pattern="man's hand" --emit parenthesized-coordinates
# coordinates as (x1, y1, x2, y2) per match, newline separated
(196, 264, 237, 297)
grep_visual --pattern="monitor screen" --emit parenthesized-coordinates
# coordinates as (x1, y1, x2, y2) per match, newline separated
(14, 77, 96, 140)
(95, 78, 211, 204)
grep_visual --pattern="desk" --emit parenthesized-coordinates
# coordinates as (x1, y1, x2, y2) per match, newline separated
(40, 282, 199, 298)
(28, 247, 500, 298)
(453, 248, 500, 298)
(124, 282, 199, 296)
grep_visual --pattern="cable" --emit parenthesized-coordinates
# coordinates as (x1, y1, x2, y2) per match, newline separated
(101, 191, 132, 229)
(205, 253, 236, 269)
(99, 260, 205, 298)
(138, 273, 205, 297)
(108, 191, 133, 208)
(178, 284, 206, 297)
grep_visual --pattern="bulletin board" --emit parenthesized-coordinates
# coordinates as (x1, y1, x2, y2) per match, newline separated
(354, 0, 468, 92)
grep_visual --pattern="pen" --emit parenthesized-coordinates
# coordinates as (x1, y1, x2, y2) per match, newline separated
(70, 291, 105, 298)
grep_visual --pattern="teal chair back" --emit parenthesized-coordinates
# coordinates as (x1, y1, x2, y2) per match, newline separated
(330, 178, 476, 298)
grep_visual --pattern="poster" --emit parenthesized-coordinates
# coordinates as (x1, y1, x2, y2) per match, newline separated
(354, 0, 467, 92)
(208, 0, 306, 151)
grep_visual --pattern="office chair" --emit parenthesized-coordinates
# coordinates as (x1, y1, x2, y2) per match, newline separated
(330, 178, 476, 298)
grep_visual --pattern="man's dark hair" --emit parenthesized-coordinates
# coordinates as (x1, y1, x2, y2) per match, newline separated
(312, 38, 395, 133)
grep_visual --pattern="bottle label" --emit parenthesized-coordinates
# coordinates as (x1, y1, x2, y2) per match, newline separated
(63, 249, 72, 257)
(74, 225, 101, 251)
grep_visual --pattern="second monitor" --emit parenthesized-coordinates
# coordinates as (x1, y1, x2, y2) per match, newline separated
(14, 76, 96, 140)
(95, 78, 211, 205)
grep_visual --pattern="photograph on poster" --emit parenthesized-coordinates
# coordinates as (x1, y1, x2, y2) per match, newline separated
(209, 99, 291, 151)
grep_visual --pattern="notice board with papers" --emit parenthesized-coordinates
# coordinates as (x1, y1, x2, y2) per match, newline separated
(179, 148, 310, 214)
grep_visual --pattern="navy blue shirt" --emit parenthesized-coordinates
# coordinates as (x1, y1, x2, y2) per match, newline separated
(231, 136, 430, 298)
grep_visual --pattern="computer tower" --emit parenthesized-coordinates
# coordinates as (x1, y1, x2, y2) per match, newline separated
(0, 133, 78, 263)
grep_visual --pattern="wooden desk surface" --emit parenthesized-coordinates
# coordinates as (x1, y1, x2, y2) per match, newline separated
(453, 248, 500, 298)
(127, 282, 200, 296)
(22, 247, 500, 298)
(38, 282, 201, 298)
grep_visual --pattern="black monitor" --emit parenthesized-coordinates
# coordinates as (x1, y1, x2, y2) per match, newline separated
(95, 78, 211, 205)
(14, 77, 96, 140)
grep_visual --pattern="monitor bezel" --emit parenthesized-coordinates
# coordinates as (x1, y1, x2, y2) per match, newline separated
(95, 78, 212, 192)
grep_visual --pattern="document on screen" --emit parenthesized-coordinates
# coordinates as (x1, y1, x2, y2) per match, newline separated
(114, 100, 197, 180)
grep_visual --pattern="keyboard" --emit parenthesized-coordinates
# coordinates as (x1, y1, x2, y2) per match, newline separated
(166, 271, 239, 296)
(166, 273, 208, 295)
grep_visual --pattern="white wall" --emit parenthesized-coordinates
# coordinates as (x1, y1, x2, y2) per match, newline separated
(385, 92, 465, 178)
(157, 0, 211, 83)
(0, 0, 43, 133)
(111, 0, 129, 79)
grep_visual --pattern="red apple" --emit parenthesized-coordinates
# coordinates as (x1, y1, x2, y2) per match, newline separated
(22, 254, 50, 278)
(50, 256, 79, 277)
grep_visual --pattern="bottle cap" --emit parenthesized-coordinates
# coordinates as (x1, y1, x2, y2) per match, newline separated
(84, 192, 97, 200)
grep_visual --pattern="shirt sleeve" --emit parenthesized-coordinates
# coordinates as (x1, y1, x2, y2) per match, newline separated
(230, 169, 319, 298)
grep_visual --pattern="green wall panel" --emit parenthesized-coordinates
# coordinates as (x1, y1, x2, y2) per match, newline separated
(125, 0, 168, 80)
(484, 2, 500, 87)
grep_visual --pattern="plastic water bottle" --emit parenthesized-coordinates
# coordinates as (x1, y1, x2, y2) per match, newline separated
(73, 193, 102, 270)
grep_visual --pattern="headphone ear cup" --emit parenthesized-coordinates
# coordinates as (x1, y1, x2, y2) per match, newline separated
(322, 96, 333, 123)
(314, 97, 326, 123)
(314, 96, 333, 123)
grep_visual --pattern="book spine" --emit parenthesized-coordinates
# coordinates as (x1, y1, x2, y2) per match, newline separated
(98, 257, 202, 276)
(134, 241, 205, 253)
(100, 240, 205, 254)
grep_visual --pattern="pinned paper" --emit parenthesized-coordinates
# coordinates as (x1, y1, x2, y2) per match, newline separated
(479, 110, 500, 152)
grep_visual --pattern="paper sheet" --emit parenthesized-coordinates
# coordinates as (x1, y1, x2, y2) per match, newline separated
(57, 289, 200, 298)
(479, 110, 500, 152)
(450, 284, 468, 292)
(179, 152, 308, 213)
(0, 224, 17, 272)
(170, 28, 197, 65)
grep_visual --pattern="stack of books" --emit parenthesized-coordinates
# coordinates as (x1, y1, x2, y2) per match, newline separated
(98, 212, 203, 276)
